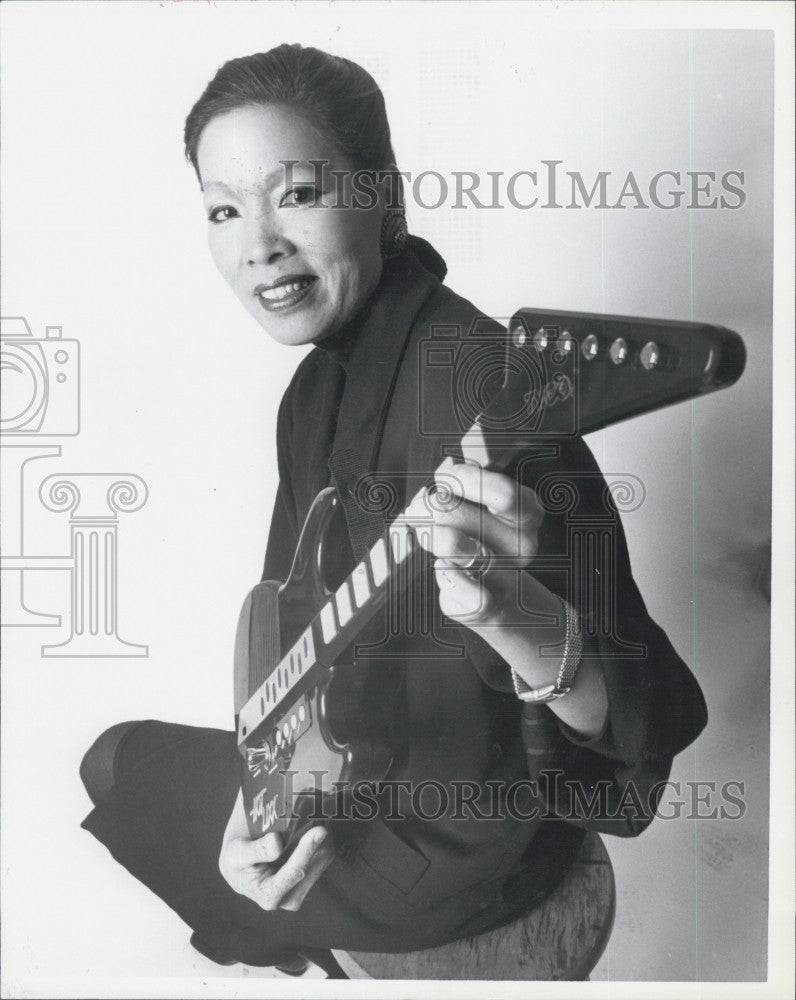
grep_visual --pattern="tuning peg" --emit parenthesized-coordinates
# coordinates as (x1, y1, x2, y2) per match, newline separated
(509, 319, 529, 347)
(639, 341, 661, 369)
(609, 337, 629, 364)
(558, 329, 575, 353)
(581, 334, 600, 360)
(533, 327, 549, 351)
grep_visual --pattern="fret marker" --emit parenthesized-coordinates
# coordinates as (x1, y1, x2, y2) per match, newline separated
(320, 602, 337, 643)
(370, 538, 389, 586)
(351, 562, 371, 607)
(335, 581, 353, 627)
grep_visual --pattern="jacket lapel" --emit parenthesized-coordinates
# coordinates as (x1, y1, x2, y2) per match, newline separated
(331, 251, 442, 474)
(327, 253, 443, 559)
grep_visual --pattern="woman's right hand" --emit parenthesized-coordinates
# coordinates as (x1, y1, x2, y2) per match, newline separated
(218, 790, 333, 912)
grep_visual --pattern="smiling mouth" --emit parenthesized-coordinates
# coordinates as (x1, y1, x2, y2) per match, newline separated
(255, 276, 317, 312)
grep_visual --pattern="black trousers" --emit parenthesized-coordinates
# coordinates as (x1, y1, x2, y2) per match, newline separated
(81, 720, 585, 969)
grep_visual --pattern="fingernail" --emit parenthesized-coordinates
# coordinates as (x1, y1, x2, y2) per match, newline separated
(312, 827, 328, 846)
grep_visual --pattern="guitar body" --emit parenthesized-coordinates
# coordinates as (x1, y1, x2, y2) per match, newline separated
(234, 488, 403, 844)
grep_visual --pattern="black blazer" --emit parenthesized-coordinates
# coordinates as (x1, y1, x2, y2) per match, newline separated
(256, 239, 708, 947)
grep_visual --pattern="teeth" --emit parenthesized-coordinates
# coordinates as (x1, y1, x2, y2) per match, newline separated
(259, 279, 311, 302)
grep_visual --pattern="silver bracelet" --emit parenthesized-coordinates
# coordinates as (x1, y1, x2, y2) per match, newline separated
(511, 598, 583, 703)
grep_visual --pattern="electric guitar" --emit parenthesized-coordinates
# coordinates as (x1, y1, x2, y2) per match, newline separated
(234, 308, 745, 846)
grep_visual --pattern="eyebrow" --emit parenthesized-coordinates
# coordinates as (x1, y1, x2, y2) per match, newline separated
(201, 161, 326, 196)
(202, 179, 237, 195)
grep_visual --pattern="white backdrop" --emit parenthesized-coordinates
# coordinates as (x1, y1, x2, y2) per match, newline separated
(1, 3, 792, 998)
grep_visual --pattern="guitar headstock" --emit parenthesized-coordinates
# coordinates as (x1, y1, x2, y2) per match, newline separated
(460, 308, 746, 471)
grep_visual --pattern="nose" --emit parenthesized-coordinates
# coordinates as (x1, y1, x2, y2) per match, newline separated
(244, 208, 293, 267)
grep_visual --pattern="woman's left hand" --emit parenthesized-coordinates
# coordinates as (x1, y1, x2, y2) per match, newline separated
(406, 456, 545, 627)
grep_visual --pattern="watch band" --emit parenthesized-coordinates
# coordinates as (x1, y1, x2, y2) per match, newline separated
(511, 599, 582, 703)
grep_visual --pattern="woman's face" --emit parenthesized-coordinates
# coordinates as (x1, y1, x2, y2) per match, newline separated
(196, 104, 384, 346)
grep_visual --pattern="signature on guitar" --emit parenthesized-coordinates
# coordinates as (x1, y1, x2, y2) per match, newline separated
(250, 789, 280, 831)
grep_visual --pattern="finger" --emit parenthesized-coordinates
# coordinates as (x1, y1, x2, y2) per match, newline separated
(259, 826, 329, 908)
(226, 830, 284, 870)
(415, 524, 481, 564)
(415, 493, 488, 540)
(254, 861, 309, 911)
(434, 560, 501, 623)
(436, 463, 543, 526)
(286, 825, 330, 872)
(278, 844, 335, 911)
(416, 498, 534, 563)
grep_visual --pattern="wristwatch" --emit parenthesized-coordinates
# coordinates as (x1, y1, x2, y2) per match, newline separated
(511, 599, 582, 703)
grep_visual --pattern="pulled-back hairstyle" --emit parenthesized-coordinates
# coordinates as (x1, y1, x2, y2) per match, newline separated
(184, 43, 402, 205)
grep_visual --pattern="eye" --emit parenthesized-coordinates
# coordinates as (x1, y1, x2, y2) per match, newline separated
(207, 205, 238, 224)
(279, 186, 321, 208)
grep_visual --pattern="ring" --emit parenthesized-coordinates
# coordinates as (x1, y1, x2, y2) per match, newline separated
(460, 542, 493, 580)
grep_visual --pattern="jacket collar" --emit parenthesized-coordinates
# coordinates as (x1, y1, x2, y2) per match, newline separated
(315, 236, 447, 374)
(327, 243, 445, 472)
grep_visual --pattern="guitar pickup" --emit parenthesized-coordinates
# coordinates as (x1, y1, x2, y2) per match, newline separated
(238, 628, 316, 743)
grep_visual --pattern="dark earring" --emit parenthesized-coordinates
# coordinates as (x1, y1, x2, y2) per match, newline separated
(380, 209, 408, 261)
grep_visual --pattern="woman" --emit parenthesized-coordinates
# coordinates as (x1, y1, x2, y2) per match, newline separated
(80, 44, 707, 977)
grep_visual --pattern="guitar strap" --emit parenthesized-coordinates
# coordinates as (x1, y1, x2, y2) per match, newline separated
(328, 448, 387, 562)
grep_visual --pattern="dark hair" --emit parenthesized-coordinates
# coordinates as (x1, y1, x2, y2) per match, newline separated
(184, 43, 402, 204)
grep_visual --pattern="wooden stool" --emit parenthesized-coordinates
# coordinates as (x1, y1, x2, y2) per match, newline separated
(332, 831, 614, 981)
